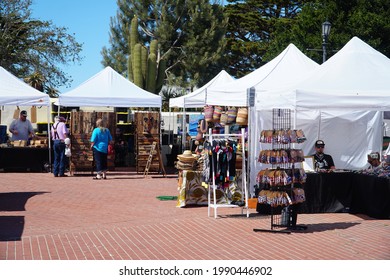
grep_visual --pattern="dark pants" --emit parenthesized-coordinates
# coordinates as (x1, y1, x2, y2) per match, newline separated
(53, 140, 66, 176)
(93, 148, 108, 174)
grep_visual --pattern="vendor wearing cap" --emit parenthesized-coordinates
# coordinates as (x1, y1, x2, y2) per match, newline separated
(312, 140, 335, 170)
(9, 110, 35, 141)
(367, 152, 385, 171)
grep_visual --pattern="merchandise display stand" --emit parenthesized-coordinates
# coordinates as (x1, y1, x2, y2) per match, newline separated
(253, 109, 307, 234)
(206, 127, 249, 218)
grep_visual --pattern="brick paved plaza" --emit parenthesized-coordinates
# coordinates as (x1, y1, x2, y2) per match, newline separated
(1, 171, 389, 260)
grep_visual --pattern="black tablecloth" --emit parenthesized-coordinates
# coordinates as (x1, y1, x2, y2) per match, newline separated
(0, 147, 49, 172)
(257, 172, 390, 219)
(301, 172, 353, 214)
(349, 173, 390, 219)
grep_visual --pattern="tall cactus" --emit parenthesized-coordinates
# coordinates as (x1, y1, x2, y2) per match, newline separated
(130, 16, 139, 68)
(146, 53, 157, 93)
(127, 17, 166, 94)
(156, 58, 166, 93)
(133, 43, 143, 88)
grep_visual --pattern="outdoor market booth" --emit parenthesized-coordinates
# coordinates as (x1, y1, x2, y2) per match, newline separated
(253, 37, 390, 220)
(168, 69, 234, 152)
(176, 44, 321, 219)
(58, 66, 163, 175)
(169, 70, 241, 208)
(0, 66, 51, 172)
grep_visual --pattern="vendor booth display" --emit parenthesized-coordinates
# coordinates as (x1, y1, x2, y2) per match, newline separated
(169, 70, 234, 153)
(58, 67, 162, 175)
(135, 111, 165, 175)
(175, 150, 206, 207)
(252, 37, 389, 183)
(251, 37, 390, 220)
(0, 66, 51, 171)
(69, 111, 116, 175)
(254, 109, 307, 233)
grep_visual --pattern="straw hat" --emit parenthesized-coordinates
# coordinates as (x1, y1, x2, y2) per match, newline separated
(177, 150, 197, 162)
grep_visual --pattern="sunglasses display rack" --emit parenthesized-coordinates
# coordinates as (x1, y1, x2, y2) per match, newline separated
(254, 109, 307, 234)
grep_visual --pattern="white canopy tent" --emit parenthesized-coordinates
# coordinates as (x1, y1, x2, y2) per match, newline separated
(256, 37, 390, 111)
(169, 70, 234, 109)
(295, 37, 390, 111)
(0, 66, 52, 164)
(250, 37, 389, 190)
(58, 66, 161, 108)
(206, 44, 318, 106)
(203, 44, 320, 196)
(0, 66, 50, 107)
(168, 69, 234, 150)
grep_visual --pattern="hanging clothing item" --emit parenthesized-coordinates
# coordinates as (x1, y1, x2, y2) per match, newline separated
(209, 139, 238, 187)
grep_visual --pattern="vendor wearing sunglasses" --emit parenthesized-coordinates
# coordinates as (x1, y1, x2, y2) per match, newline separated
(312, 140, 335, 171)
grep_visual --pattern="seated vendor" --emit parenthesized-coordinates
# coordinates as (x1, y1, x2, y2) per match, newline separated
(9, 110, 35, 142)
(312, 140, 335, 171)
(367, 152, 385, 171)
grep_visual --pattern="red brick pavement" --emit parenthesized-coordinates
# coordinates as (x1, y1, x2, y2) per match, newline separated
(0, 171, 389, 260)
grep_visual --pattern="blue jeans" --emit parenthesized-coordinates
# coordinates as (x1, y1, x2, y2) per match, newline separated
(53, 140, 66, 176)
(93, 148, 108, 174)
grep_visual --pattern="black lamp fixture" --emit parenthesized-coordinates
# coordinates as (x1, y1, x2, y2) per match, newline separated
(322, 21, 332, 63)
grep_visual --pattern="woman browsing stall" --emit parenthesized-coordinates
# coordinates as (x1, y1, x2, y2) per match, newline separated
(90, 118, 113, 180)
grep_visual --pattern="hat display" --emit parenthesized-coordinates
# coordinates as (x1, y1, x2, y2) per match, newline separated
(177, 150, 197, 162)
(20, 110, 27, 116)
(315, 140, 325, 146)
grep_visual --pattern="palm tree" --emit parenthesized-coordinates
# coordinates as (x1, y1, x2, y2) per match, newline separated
(45, 86, 59, 98)
(161, 87, 181, 112)
(24, 72, 45, 92)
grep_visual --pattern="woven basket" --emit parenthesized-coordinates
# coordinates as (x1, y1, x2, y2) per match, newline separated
(212, 106, 222, 122)
(236, 107, 248, 125)
(219, 112, 228, 126)
(204, 105, 214, 122)
(227, 106, 237, 124)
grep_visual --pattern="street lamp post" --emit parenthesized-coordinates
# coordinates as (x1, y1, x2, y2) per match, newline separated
(322, 21, 332, 63)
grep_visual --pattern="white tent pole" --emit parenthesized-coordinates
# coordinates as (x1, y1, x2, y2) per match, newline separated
(47, 104, 52, 168)
(181, 101, 186, 152)
(168, 106, 171, 145)
(159, 105, 162, 147)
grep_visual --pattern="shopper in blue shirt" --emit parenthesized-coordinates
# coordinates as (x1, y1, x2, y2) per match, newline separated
(90, 118, 112, 180)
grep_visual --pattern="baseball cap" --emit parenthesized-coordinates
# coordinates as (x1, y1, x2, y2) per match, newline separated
(315, 140, 325, 147)
(368, 152, 379, 159)
(20, 110, 27, 116)
(59, 116, 66, 122)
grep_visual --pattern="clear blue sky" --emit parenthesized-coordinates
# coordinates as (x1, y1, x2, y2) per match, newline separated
(31, 0, 118, 93)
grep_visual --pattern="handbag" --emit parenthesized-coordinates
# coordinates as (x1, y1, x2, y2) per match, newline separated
(204, 105, 214, 122)
(65, 147, 71, 157)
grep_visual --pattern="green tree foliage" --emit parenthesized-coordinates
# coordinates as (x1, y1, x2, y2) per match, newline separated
(224, 0, 304, 78)
(0, 0, 83, 89)
(266, 0, 390, 64)
(101, 0, 227, 91)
